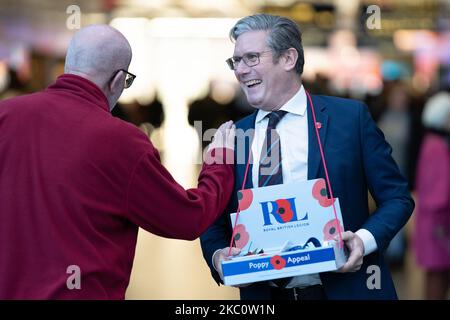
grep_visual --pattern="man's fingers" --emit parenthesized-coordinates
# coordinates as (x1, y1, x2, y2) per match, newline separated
(339, 248, 356, 272)
(221, 247, 240, 261)
(227, 124, 236, 136)
(228, 247, 241, 256)
(339, 253, 359, 273)
(338, 263, 350, 273)
(346, 249, 359, 267)
(221, 120, 233, 131)
(211, 121, 235, 150)
(218, 120, 231, 130)
(217, 247, 240, 281)
(226, 125, 236, 141)
(335, 231, 364, 273)
(336, 231, 351, 241)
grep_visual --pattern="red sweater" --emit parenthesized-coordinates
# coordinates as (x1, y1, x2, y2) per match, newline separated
(0, 74, 234, 299)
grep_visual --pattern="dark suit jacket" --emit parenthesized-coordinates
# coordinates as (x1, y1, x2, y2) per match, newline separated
(200, 94, 414, 300)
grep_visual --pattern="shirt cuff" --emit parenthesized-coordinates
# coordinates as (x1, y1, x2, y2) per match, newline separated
(212, 249, 222, 271)
(355, 229, 378, 256)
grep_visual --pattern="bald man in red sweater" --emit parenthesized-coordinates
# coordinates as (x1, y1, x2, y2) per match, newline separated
(0, 25, 235, 299)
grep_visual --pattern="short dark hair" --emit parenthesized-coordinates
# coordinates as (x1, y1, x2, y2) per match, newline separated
(230, 13, 305, 75)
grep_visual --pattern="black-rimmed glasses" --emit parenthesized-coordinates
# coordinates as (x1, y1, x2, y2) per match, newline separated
(226, 50, 272, 71)
(113, 69, 136, 89)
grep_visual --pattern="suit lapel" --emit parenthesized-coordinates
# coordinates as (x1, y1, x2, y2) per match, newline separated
(236, 111, 257, 190)
(307, 94, 329, 180)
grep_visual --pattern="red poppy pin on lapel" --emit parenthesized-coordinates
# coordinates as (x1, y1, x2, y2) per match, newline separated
(315, 122, 322, 129)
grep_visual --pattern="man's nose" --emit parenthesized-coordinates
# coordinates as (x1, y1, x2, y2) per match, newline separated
(235, 60, 250, 77)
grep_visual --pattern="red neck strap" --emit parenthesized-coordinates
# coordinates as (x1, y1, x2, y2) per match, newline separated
(227, 90, 343, 256)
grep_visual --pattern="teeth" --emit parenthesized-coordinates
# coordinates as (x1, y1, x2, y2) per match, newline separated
(244, 79, 262, 87)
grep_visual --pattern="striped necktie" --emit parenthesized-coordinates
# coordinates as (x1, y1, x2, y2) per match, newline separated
(258, 110, 287, 187)
(258, 110, 294, 288)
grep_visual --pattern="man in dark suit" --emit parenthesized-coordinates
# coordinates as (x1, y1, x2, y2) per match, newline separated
(200, 13, 414, 300)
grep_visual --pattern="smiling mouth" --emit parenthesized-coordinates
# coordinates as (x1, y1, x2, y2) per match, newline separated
(244, 79, 262, 88)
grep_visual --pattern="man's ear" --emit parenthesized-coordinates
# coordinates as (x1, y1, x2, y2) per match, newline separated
(282, 48, 298, 72)
(108, 70, 123, 93)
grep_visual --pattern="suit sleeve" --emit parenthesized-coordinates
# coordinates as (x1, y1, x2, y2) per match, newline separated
(358, 102, 415, 251)
(125, 147, 234, 241)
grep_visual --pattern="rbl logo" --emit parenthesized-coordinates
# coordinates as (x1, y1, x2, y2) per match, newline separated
(260, 198, 308, 226)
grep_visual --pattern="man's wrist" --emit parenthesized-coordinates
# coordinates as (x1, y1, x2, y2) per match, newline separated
(355, 229, 378, 256)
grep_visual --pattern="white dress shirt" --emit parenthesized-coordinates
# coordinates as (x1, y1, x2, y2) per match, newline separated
(213, 85, 378, 288)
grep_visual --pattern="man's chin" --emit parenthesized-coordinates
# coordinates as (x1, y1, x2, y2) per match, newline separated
(249, 104, 265, 111)
(246, 98, 264, 110)
(248, 102, 273, 111)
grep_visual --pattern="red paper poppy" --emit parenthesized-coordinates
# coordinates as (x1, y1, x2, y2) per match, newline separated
(323, 219, 344, 241)
(270, 255, 286, 270)
(312, 179, 335, 207)
(237, 189, 253, 211)
(275, 199, 294, 223)
(233, 224, 250, 249)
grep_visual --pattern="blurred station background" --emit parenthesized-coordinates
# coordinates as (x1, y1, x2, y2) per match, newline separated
(0, 0, 449, 299)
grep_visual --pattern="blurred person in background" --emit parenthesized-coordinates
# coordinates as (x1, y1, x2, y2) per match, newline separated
(188, 80, 231, 151)
(378, 83, 412, 268)
(414, 91, 450, 300)
(200, 13, 414, 300)
(0, 25, 235, 299)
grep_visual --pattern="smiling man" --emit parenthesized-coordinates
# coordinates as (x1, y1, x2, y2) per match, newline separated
(200, 13, 414, 300)
(227, 30, 300, 111)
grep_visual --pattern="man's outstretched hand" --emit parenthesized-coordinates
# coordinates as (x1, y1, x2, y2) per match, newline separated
(207, 120, 235, 152)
